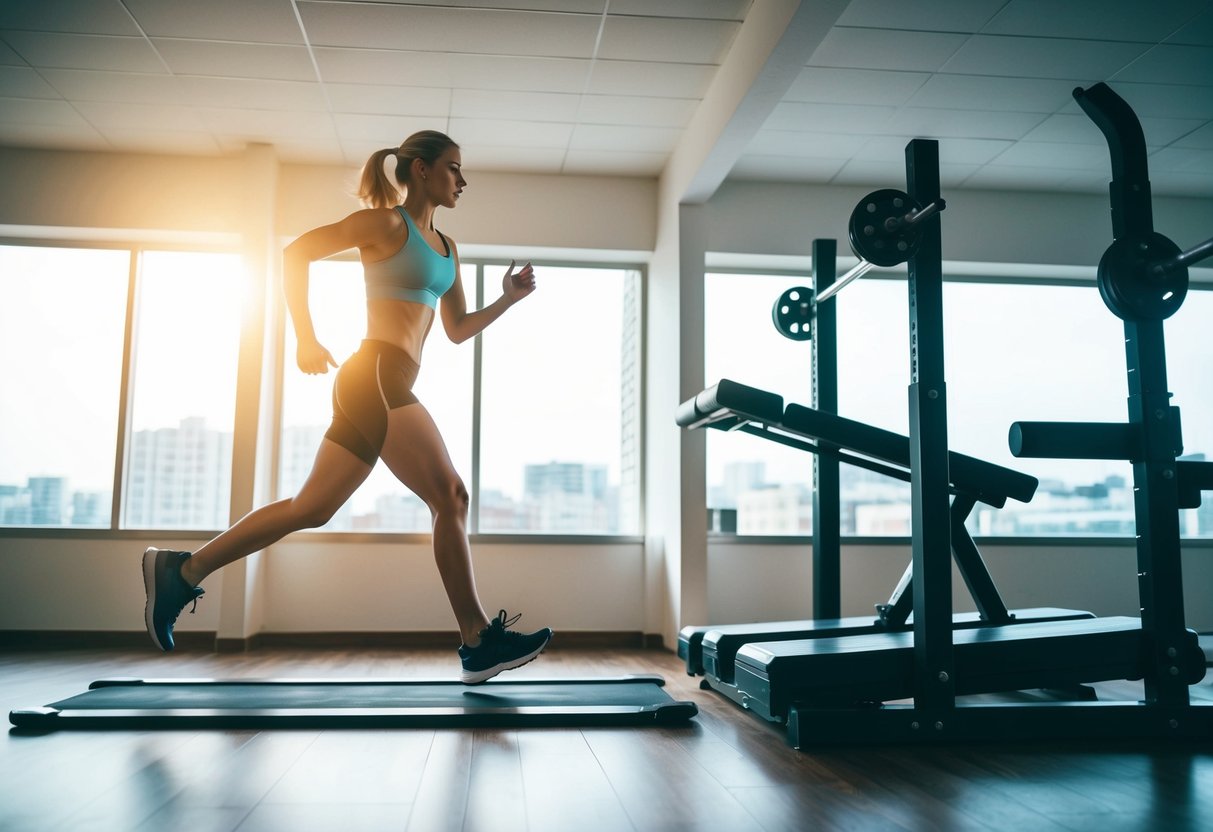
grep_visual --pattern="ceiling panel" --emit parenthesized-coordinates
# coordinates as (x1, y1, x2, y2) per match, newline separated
(940, 35, 1147, 80)
(0, 0, 139, 37)
(0, 0, 1208, 197)
(152, 40, 317, 82)
(2, 32, 166, 73)
(298, 2, 601, 59)
(984, 0, 1205, 42)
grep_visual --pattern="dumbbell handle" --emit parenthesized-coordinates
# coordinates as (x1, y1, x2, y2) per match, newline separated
(1150, 233, 1213, 277)
(884, 198, 946, 233)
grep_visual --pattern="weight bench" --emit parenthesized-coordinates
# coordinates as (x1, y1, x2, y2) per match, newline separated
(9, 675, 698, 732)
(676, 379, 1092, 700)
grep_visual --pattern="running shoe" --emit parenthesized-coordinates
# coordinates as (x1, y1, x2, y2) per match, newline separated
(458, 609, 553, 684)
(142, 547, 204, 651)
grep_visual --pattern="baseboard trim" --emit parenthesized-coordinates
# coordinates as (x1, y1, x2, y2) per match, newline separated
(1, 630, 668, 653)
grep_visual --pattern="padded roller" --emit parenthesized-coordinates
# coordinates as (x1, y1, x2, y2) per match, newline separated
(676, 379, 784, 428)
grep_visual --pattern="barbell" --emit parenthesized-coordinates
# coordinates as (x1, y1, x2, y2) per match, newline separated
(773, 189, 946, 341)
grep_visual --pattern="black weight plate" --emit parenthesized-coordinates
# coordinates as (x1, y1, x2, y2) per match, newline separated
(772, 286, 814, 341)
(1096, 233, 1189, 321)
(848, 189, 923, 267)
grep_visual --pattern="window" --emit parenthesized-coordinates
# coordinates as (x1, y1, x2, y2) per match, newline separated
(277, 259, 475, 532)
(0, 245, 129, 527)
(478, 265, 641, 534)
(704, 272, 816, 535)
(123, 251, 245, 530)
(705, 268, 1213, 539)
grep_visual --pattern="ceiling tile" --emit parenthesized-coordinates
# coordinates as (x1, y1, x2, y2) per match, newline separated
(448, 55, 589, 94)
(388, 0, 604, 11)
(1173, 121, 1213, 149)
(990, 142, 1109, 170)
(984, 0, 1201, 42)
(36, 68, 185, 104)
(1112, 44, 1213, 86)
(299, 3, 600, 59)
(326, 83, 450, 117)
(608, 0, 750, 21)
(73, 100, 206, 131)
(809, 29, 970, 72)
(0, 96, 96, 127)
(886, 108, 1045, 140)
(451, 89, 580, 123)
(857, 136, 1013, 165)
(271, 138, 346, 164)
(0, 0, 139, 36)
(587, 59, 716, 98)
(761, 102, 895, 134)
(964, 165, 1072, 191)
(314, 48, 453, 86)
(152, 39, 317, 82)
(176, 76, 329, 111)
(838, 0, 1004, 32)
(598, 16, 740, 64)
(832, 158, 981, 188)
(0, 40, 22, 65)
(0, 65, 61, 99)
(728, 154, 847, 182)
(334, 112, 442, 142)
(908, 75, 1076, 113)
(783, 67, 929, 106)
(450, 117, 574, 149)
(745, 130, 872, 159)
(455, 144, 564, 173)
(569, 123, 682, 153)
(941, 35, 1147, 80)
(195, 107, 337, 140)
(562, 149, 667, 176)
(1149, 146, 1213, 173)
(3, 32, 166, 73)
(1167, 5, 1213, 46)
(124, 0, 303, 44)
(577, 94, 698, 127)
(1148, 170, 1213, 195)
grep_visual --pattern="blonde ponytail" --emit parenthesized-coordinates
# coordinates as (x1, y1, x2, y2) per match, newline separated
(357, 131, 460, 209)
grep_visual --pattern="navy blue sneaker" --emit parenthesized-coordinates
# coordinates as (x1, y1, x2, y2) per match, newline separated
(142, 547, 204, 651)
(458, 610, 553, 684)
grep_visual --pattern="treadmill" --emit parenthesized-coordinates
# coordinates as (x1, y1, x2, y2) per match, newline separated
(676, 377, 1092, 712)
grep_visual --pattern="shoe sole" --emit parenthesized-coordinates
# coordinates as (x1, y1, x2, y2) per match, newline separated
(142, 547, 169, 651)
(460, 632, 552, 685)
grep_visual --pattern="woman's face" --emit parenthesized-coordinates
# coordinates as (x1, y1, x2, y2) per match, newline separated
(419, 147, 466, 209)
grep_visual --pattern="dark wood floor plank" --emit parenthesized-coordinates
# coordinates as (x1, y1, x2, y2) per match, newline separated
(517, 730, 634, 832)
(258, 728, 431, 806)
(464, 729, 529, 832)
(406, 731, 473, 832)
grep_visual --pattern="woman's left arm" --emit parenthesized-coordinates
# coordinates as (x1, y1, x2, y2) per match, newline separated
(441, 244, 536, 344)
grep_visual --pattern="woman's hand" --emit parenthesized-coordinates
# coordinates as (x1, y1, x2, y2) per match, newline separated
(502, 260, 536, 305)
(297, 339, 337, 375)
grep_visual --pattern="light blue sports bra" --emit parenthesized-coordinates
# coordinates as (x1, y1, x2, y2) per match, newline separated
(363, 206, 456, 309)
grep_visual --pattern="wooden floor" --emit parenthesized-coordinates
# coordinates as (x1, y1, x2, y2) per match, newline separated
(2, 645, 1211, 832)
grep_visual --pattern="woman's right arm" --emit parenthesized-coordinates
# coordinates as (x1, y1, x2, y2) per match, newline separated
(283, 210, 385, 374)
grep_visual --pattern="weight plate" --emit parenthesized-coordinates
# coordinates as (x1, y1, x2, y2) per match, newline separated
(848, 189, 924, 268)
(772, 286, 814, 341)
(1096, 233, 1189, 321)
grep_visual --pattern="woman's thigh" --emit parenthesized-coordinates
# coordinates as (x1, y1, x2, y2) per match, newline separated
(377, 403, 464, 508)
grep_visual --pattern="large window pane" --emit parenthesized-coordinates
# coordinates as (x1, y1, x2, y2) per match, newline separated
(705, 272, 815, 535)
(479, 265, 640, 534)
(278, 260, 474, 531)
(123, 251, 243, 530)
(0, 245, 129, 527)
(1165, 287, 1213, 537)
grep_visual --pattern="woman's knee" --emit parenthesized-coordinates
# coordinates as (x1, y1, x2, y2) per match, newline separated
(432, 478, 469, 518)
(289, 496, 339, 529)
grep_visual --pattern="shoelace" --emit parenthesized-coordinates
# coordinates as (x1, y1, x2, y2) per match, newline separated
(493, 609, 522, 630)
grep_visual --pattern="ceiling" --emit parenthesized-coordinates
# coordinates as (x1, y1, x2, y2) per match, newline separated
(1, 0, 1212, 197)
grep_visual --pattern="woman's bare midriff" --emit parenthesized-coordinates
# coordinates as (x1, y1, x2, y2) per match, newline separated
(366, 297, 434, 364)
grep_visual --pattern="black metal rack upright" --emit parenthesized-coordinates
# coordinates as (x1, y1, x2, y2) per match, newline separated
(811, 238, 841, 620)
